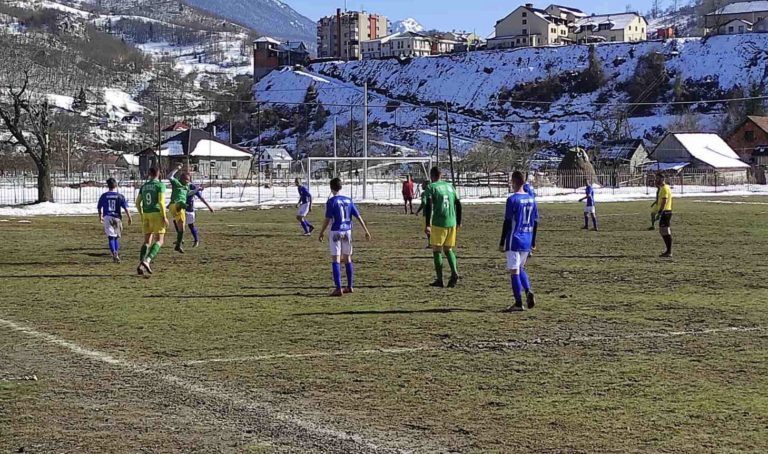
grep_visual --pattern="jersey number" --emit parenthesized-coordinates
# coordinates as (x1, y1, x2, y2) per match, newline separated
(108, 200, 116, 212)
(144, 192, 152, 206)
(341, 205, 351, 222)
(523, 206, 533, 225)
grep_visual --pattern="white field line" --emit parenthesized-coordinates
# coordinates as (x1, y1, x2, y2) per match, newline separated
(0, 317, 409, 454)
(693, 200, 768, 205)
(179, 326, 764, 366)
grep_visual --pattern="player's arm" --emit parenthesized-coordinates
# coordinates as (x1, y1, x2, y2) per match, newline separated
(308, 192, 312, 212)
(135, 193, 144, 216)
(168, 163, 182, 181)
(499, 199, 513, 252)
(121, 197, 132, 225)
(318, 217, 331, 242)
(531, 203, 539, 250)
(658, 197, 667, 216)
(158, 191, 169, 226)
(455, 198, 462, 228)
(352, 206, 371, 240)
(97, 197, 104, 223)
(199, 195, 214, 213)
(423, 190, 432, 235)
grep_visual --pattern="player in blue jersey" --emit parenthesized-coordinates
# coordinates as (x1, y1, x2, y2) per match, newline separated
(97, 178, 132, 263)
(579, 179, 599, 231)
(318, 178, 372, 297)
(499, 171, 537, 312)
(295, 178, 315, 236)
(185, 182, 214, 247)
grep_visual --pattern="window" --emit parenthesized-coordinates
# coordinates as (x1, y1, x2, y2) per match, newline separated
(522, 12, 527, 17)
(210, 160, 217, 168)
(523, 19, 527, 25)
(231, 161, 238, 168)
(551, 27, 555, 33)
(610, 36, 616, 41)
(522, 28, 528, 35)
(745, 130, 756, 142)
(728, 26, 734, 33)
(641, 28, 644, 34)
(561, 29, 566, 35)
(522, 37, 527, 43)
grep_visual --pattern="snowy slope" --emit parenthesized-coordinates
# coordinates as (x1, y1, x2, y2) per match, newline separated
(390, 18, 425, 34)
(254, 35, 768, 153)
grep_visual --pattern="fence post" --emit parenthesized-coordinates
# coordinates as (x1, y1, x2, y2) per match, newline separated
(715, 172, 718, 193)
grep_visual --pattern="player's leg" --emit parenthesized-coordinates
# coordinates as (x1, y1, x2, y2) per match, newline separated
(138, 231, 152, 275)
(519, 253, 535, 308)
(342, 233, 354, 293)
(503, 252, 525, 312)
(582, 211, 589, 229)
(659, 213, 673, 257)
(103, 216, 116, 260)
(590, 210, 599, 231)
(430, 227, 446, 287)
(187, 211, 200, 247)
(329, 232, 344, 296)
(444, 227, 459, 287)
(173, 205, 185, 253)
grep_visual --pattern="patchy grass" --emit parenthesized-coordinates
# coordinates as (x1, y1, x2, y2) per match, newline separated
(1, 199, 767, 452)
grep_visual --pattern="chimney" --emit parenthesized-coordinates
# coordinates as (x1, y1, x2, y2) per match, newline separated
(525, 3, 533, 8)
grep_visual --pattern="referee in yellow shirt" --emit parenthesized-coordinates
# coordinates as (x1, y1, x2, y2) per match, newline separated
(655, 174, 673, 257)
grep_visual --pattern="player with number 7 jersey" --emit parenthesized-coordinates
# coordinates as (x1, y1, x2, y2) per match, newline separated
(500, 172, 538, 311)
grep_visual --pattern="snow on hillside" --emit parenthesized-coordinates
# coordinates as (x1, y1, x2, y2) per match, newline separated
(647, 12, 699, 37)
(255, 34, 768, 153)
(390, 18, 425, 34)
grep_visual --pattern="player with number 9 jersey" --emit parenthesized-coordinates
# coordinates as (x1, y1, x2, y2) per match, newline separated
(137, 178, 167, 234)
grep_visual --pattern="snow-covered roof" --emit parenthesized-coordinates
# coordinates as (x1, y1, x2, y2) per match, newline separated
(596, 140, 645, 160)
(120, 154, 139, 166)
(254, 36, 281, 45)
(643, 161, 690, 171)
(723, 18, 754, 26)
(547, 4, 588, 17)
(259, 147, 293, 161)
(575, 13, 644, 30)
(668, 133, 750, 169)
(708, 1, 768, 15)
(189, 140, 252, 158)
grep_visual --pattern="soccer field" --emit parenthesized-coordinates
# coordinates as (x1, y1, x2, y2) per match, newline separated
(1, 199, 767, 453)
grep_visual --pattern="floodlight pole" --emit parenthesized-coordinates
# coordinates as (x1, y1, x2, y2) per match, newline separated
(363, 82, 368, 200)
(333, 115, 338, 176)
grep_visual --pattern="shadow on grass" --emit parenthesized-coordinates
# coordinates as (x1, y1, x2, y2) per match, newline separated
(294, 308, 487, 317)
(242, 284, 410, 290)
(143, 292, 321, 299)
(0, 274, 115, 279)
(221, 233, 289, 238)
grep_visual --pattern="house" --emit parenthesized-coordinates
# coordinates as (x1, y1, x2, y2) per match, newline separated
(137, 129, 254, 180)
(317, 9, 389, 60)
(162, 121, 191, 141)
(253, 37, 311, 80)
(571, 12, 648, 43)
(705, 1, 768, 33)
(650, 133, 750, 182)
(361, 31, 433, 59)
(116, 153, 140, 179)
(725, 116, 768, 163)
(426, 32, 462, 55)
(545, 4, 587, 22)
(720, 18, 753, 33)
(594, 139, 649, 172)
(489, 3, 572, 49)
(257, 146, 294, 177)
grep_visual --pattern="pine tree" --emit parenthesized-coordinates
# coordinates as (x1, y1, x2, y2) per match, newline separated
(746, 82, 765, 116)
(72, 87, 88, 112)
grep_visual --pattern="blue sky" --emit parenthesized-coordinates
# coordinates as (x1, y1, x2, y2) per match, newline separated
(287, 0, 659, 35)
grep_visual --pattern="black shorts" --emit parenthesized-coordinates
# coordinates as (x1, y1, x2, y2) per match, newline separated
(659, 211, 672, 228)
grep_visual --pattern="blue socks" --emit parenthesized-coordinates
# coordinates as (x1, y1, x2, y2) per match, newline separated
(511, 273, 523, 305)
(520, 268, 531, 293)
(190, 225, 199, 242)
(332, 262, 342, 289)
(345, 262, 354, 289)
(108, 237, 119, 254)
(301, 220, 309, 234)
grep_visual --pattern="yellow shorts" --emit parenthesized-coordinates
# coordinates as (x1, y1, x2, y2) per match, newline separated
(170, 203, 186, 224)
(430, 226, 457, 248)
(141, 212, 167, 235)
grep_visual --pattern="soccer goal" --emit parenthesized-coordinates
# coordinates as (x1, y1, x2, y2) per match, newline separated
(304, 156, 435, 201)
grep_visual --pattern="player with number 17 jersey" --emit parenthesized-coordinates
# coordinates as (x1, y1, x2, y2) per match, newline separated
(502, 193, 537, 253)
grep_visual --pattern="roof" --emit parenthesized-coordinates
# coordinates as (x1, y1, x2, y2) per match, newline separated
(141, 129, 252, 158)
(662, 133, 750, 169)
(596, 139, 646, 161)
(496, 5, 566, 26)
(643, 161, 690, 171)
(574, 13, 645, 31)
(747, 116, 768, 133)
(162, 121, 191, 132)
(259, 147, 293, 161)
(723, 18, 754, 25)
(254, 36, 282, 45)
(547, 4, 588, 17)
(707, 1, 768, 15)
(119, 154, 139, 166)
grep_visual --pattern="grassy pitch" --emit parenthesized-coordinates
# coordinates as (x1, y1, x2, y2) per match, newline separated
(1, 199, 768, 453)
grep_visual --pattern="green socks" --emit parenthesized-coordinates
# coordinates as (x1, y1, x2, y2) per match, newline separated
(140, 244, 148, 261)
(446, 249, 458, 276)
(433, 251, 444, 280)
(146, 243, 162, 262)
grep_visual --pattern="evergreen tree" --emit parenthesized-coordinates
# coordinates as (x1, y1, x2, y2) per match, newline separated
(72, 87, 88, 112)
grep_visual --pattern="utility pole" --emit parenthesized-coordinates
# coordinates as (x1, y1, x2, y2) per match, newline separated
(257, 104, 261, 205)
(434, 107, 440, 168)
(66, 132, 71, 180)
(333, 115, 338, 177)
(444, 105, 456, 186)
(363, 82, 368, 199)
(156, 97, 162, 173)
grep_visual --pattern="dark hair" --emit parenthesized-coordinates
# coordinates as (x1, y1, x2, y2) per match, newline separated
(106, 178, 117, 190)
(294, 178, 301, 185)
(430, 166, 441, 180)
(148, 167, 159, 178)
(511, 170, 525, 187)
(330, 177, 342, 192)
(656, 173, 666, 182)
(421, 181, 429, 189)
(180, 172, 190, 180)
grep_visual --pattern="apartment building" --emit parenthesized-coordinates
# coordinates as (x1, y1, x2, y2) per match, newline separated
(705, 1, 768, 33)
(571, 12, 648, 43)
(488, 3, 572, 49)
(317, 9, 389, 60)
(361, 32, 432, 59)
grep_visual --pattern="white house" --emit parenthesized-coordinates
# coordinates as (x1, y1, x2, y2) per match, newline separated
(649, 133, 750, 182)
(571, 12, 648, 43)
(361, 31, 433, 59)
(257, 147, 294, 176)
(721, 18, 754, 33)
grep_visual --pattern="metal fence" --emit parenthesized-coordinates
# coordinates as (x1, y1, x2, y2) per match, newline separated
(0, 168, 764, 207)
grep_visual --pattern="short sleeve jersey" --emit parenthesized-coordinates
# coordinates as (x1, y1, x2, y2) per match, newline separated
(98, 191, 127, 219)
(170, 177, 190, 205)
(139, 180, 166, 214)
(503, 193, 537, 252)
(298, 185, 312, 205)
(585, 185, 595, 207)
(186, 184, 204, 213)
(657, 184, 672, 211)
(426, 180, 459, 228)
(325, 195, 360, 232)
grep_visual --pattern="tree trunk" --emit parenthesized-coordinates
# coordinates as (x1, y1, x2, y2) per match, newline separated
(36, 161, 53, 203)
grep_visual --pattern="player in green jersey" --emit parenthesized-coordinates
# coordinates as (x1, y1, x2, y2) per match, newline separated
(135, 167, 169, 275)
(167, 164, 198, 253)
(423, 167, 462, 288)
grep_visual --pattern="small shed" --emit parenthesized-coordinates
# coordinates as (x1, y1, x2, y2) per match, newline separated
(138, 129, 253, 180)
(651, 133, 750, 182)
(595, 139, 649, 172)
(257, 147, 294, 178)
(725, 115, 768, 163)
(116, 153, 140, 179)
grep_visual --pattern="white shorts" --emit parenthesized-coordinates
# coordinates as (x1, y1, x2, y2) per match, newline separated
(186, 211, 196, 225)
(329, 230, 353, 257)
(506, 251, 529, 271)
(584, 206, 596, 214)
(297, 203, 310, 217)
(103, 216, 123, 238)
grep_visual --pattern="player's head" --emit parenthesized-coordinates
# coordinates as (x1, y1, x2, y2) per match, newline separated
(511, 171, 525, 192)
(180, 172, 191, 185)
(407, 174, 412, 181)
(429, 166, 441, 183)
(294, 178, 301, 187)
(106, 177, 117, 190)
(148, 167, 159, 179)
(421, 181, 429, 190)
(330, 177, 342, 194)
(655, 173, 666, 187)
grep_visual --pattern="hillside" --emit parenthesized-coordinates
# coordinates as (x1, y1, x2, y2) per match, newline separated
(253, 35, 768, 155)
(183, 0, 315, 52)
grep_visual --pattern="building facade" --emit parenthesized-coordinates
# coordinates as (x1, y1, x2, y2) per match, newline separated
(253, 37, 310, 81)
(361, 31, 432, 59)
(489, 3, 572, 49)
(317, 9, 389, 60)
(726, 116, 768, 163)
(705, 1, 768, 33)
(571, 13, 648, 43)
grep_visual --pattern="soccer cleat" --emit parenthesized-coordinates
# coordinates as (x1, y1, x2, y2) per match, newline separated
(174, 244, 185, 254)
(309, 225, 315, 233)
(113, 255, 121, 264)
(526, 291, 536, 309)
(429, 279, 445, 288)
(660, 252, 672, 258)
(193, 240, 200, 248)
(647, 226, 656, 231)
(501, 304, 525, 313)
(141, 261, 153, 275)
(303, 232, 311, 237)
(581, 226, 589, 230)
(447, 274, 460, 288)
(343, 287, 354, 294)
(330, 288, 344, 297)
(136, 264, 144, 276)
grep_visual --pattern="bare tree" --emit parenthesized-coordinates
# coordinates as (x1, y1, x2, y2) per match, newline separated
(0, 70, 54, 202)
